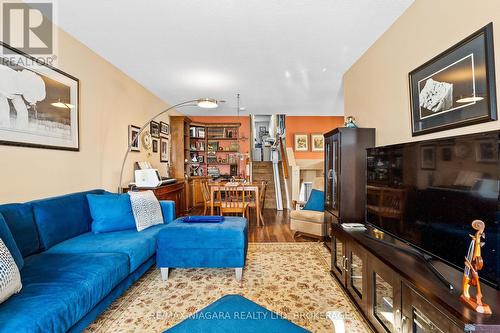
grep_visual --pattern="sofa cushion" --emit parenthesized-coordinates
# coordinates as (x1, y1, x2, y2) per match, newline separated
(0, 213, 23, 269)
(32, 190, 106, 250)
(87, 194, 136, 234)
(0, 252, 129, 333)
(129, 191, 164, 231)
(158, 217, 247, 249)
(160, 200, 176, 224)
(0, 203, 39, 257)
(0, 239, 22, 304)
(290, 209, 325, 223)
(303, 189, 324, 212)
(46, 224, 168, 272)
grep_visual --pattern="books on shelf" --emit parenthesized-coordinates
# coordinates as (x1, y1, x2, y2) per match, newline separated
(189, 127, 206, 138)
(230, 142, 239, 151)
(207, 166, 220, 177)
(207, 155, 218, 164)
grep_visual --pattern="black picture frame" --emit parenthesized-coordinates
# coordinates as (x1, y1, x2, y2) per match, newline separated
(160, 136, 169, 162)
(128, 125, 140, 152)
(152, 138, 158, 153)
(420, 145, 436, 170)
(150, 121, 160, 138)
(0, 42, 80, 151)
(160, 121, 169, 135)
(409, 23, 497, 136)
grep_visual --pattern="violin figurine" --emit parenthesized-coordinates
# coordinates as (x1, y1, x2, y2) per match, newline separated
(460, 220, 492, 314)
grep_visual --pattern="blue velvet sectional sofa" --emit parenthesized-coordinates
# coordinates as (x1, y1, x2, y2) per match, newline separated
(0, 189, 175, 333)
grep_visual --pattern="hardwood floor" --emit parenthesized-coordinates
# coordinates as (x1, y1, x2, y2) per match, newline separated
(190, 207, 318, 243)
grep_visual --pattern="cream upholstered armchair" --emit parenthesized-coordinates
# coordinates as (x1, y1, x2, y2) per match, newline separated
(290, 177, 326, 239)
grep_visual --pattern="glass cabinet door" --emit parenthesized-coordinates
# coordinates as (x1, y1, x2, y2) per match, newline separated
(374, 273, 395, 332)
(402, 283, 462, 333)
(411, 308, 444, 333)
(331, 231, 347, 284)
(346, 242, 366, 310)
(368, 258, 401, 333)
(331, 138, 339, 212)
(324, 138, 332, 209)
(350, 251, 363, 297)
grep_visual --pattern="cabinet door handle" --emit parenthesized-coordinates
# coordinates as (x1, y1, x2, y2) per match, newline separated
(344, 257, 349, 271)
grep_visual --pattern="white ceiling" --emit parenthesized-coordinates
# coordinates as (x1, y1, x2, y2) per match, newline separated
(57, 0, 413, 116)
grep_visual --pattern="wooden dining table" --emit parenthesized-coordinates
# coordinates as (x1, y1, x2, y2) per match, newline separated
(208, 182, 262, 226)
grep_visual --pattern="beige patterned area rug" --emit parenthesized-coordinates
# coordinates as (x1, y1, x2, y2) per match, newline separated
(86, 243, 372, 333)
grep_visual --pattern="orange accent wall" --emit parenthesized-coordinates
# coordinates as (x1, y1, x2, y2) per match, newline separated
(286, 116, 344, 159)
(189, 116, 251, 175)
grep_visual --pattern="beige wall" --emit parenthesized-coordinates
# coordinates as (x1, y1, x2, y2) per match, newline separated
(344, 0, 500, 146)
(0, 28, 174, 203)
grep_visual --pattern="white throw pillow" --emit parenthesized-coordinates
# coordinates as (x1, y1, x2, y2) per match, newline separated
(128, 190, 164, 231)
(0, 239, 22, 304)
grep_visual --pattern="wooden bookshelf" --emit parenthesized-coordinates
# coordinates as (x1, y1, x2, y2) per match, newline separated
(170, 116, 243, 211)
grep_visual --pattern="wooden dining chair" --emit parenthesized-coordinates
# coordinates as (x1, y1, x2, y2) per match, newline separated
(218, 186, 248, 217)
(246, 181, 267, 225)
(201, 180, 219, 216)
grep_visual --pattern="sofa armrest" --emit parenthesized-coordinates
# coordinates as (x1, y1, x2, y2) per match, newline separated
(160, 200, 176, 223)
(292, 200, 306, 210)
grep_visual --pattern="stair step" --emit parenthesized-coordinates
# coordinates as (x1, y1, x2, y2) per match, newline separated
(252, 162, 277, 209)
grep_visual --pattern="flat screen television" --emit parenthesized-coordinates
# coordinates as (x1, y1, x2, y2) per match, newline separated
(366, 130, 500, 289)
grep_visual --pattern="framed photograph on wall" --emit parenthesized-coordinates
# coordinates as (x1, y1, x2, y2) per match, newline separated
(475, 139, 498, 163)
(152, 138, 158, 153)
(160, 137, 169, 162)
(420, 145, 436, 170)
(0, 42, 80, 150)
(128, 125, 140, 152)
(160, 121, 169, 135)
(150, 121, 160, 138)
(409, 23, 497, 136)
(294, 133, 309, 151)
(311, 133, 324, 151)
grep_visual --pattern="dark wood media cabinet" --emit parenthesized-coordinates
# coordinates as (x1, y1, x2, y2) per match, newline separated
(330, 222, 500, 333)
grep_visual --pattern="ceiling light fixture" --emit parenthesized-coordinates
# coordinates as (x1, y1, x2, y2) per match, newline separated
(196, 98, 219, 109)
(51, 99, 75, 109)
(456, 96, 484, 103)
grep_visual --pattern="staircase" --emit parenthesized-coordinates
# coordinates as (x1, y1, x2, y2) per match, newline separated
(252, 161, 288, 210)
(252, 161, 276, 209)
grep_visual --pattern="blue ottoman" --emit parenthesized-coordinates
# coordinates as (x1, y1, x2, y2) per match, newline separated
(165, 295, 309, 332)
(157, 216, 248, 281)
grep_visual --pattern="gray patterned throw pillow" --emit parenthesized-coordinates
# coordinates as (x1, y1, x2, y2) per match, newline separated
(0, 239, 22, 304)
(128, 191, 164, 231)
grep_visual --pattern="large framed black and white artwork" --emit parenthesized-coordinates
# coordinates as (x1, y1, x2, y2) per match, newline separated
(409, 23, 497, 136)
(0, 42, 79, 150)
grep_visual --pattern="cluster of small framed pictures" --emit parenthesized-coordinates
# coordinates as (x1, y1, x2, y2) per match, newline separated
(293, 133, 324, 152)
(128, 121, 170, 162)
(419, 138, 498, 170)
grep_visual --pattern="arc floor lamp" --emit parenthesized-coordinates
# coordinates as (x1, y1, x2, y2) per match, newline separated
(118, 98, 219, 193)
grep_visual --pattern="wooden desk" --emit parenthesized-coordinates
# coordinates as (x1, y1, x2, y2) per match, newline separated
(123, 180, 185, 217)
(208, 182, 262, 226)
